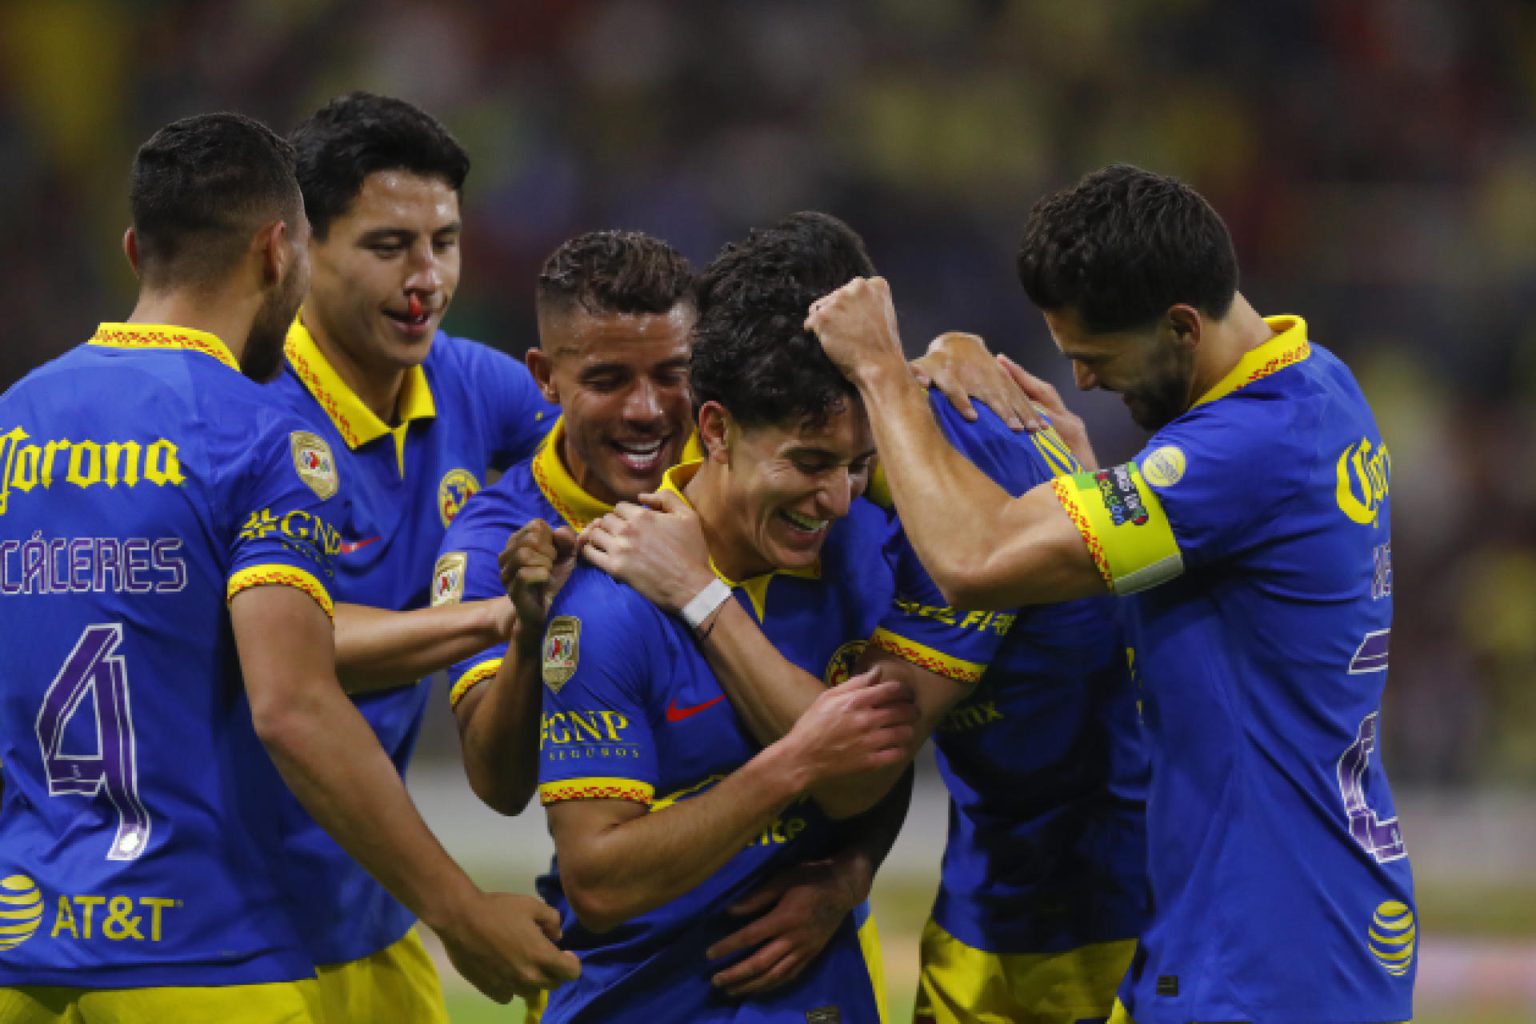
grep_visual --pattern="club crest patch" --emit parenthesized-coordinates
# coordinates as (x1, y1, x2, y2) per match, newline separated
(438, 468, 480, 527)
(290, 431, 338, 500)
(823, 640, 867, 687)
(543, 616, 581, 692)
(431, 551, 467, 606)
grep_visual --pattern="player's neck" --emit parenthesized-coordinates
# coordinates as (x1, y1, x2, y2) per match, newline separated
(1188, 292, 1275, 402)
(127, 290, 255, 364)
(303, 315, 407, 425)
(683, 464, 772, 583)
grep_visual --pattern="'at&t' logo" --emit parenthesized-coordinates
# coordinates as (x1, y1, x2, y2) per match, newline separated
(0, 875, 179, 952)
(1336, 438, 1391, 527)
(0, 875, 44, 952)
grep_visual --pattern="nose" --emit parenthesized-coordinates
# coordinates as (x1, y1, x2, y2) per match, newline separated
(1072, 360, 1098, 391)
(622, 377, 663, 426)
(817, 470, 853, 520)
(404, 242, 443, 295)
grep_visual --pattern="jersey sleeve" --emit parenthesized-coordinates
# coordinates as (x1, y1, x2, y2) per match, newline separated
(465, 341, 558, 472)
(1050, 400, 1310, 594)
(221, 411, 343, 619)
(433, 491, 521, 708)
(537, 573, 660, 808)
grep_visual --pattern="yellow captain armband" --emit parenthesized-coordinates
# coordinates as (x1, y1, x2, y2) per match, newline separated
(1050, 462, 1183, 596)
(226, 565, 334, 621)
(448, 658, 502, 710)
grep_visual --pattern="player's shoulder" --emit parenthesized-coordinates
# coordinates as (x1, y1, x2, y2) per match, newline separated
(424, 331, 533, 388)
(448, 455, 551, 540)
(924, 388, 1068, 492)
(553, 565, 674, 658)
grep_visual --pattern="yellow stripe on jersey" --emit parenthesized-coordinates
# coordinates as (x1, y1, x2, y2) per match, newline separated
(226, 564, 334, 620)
(449, 658, 503, 709)
(1192, 315, 1311, 408)
(1051, 464, 1182, 596)
(869, 627, 985, 684)
(540, 776, 655, 806)
(89, 323, 240, 372)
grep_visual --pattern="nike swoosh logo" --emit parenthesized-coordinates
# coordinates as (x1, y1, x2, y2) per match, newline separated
(339, 536, 381, 554)
(666, 695, 725, 723)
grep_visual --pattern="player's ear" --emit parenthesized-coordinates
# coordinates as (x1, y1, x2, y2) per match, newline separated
(697, 401, 731, 463)
(525, 346, 558, 404)
(1165, 304, 1202, 349)
(254, 220, 289, 287)
(123, 227, 141, 278)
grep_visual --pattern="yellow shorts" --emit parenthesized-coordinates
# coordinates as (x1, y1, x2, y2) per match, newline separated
(315, 927, 447, 1024)
(0, 977, 324, 1023)
(1105, 996, 1412, 1024)
(913, 919, 1134, 1024)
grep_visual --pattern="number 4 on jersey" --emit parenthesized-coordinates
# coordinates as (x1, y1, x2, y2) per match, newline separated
(34, 624, 151, 861)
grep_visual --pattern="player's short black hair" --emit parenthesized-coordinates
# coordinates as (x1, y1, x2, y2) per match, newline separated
(129, 112, 301, 290)
(535, 230, 695, 320)
(691, 211, 875, 430)
(290, 92, 469, 239)
(1017, 164, 1238, 333)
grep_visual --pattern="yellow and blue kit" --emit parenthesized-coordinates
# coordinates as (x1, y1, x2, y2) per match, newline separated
(876, 393, 1148, 1023)
(263, 318, 554, 967)
(0, 325, 341, 988)
(531, 462, 932, 1024)
(1051, 318, 1415, 1023)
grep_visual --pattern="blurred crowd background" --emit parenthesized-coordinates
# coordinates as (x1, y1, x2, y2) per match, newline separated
(2, 0, 1533, 790)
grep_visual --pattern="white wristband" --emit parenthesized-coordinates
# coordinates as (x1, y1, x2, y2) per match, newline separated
(681, 578, 732, 634)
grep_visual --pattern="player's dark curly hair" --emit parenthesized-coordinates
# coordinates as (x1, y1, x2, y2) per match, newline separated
(692, 211, 875, 429)
(1017, 164, 1238, 333)
(290, 92, 469, 239)
(129, 112, 301, 289)
(535, 230, 695, 320)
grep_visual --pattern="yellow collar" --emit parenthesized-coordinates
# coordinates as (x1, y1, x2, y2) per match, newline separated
(284, 315, 436, 474)
(89, 323, 239, 372)
(532, 420, 705, 531)
(659, 461, 820, 621)
(1193, 315, 1311, 408)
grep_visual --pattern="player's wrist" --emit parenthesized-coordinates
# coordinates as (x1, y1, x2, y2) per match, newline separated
(416, 874, 484, 935)
(680, 578, 732, 637)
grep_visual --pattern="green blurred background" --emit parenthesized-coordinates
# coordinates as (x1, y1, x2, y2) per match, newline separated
(4, 0, 1533, 1018)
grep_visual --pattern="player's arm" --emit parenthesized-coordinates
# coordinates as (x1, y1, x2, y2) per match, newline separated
(547, 669, 914, 934)
(910, 330, 1045, 433)
(807, 278, 1106, 609)
(332, 598, 513, 694)
(582, 495, 967, 818)
(231, 583, 580, 1003)
(706, 767, 913, 996)
(454, 520, 575, 816)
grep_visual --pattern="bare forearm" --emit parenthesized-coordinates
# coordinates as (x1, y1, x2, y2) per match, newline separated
(556, 743, 807, 932)
(458, 647, 542, 816)
(827, 766, 912, 900)
(334, 600, 508, 694)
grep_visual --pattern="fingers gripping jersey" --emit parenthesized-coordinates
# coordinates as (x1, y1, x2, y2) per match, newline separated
(0, 326, 340, 988)
(1050, 318, 1415, 1024)
(879, 393, 1149, 958)
(264, 319, 555, 965)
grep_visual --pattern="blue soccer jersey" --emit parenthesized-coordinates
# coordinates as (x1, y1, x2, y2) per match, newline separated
(533, 463, 905, 1024)
(1051, 317, 1415, 1023)
(263, 317, 555, 965)
(875, 393, 1150, 956)
(0, 325, 341, 988)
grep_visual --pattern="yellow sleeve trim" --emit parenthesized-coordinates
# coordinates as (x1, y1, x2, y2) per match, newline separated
(539, 777, 654, 807)
(448, 658, 503, 709)
(1051, 464, 1183, 596)
(869, 627, 985, 684)
(226, 564, 334, 621)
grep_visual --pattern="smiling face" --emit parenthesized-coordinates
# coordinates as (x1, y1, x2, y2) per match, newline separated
(699, 397, 875, 579)
(1043, 305, 1196, 431)
(303, 170, 461, 374)
(530, 304, 696, 505)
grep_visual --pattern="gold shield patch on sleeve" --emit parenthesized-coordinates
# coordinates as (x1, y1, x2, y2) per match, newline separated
(290, 431, 339, 500)
(431, 551, 468, 606)
(543, 616, 581, 692)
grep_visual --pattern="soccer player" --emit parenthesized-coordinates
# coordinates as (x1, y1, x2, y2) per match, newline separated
(0, 113, 567, 1023)
(265, 92, 571, 1020)
(805, 165, 1416, 1024)
(588, 212, 1149, 1024)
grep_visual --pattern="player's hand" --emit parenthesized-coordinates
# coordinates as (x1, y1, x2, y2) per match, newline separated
(499, 520, 578, 653)
(580, 490, 715, 611)
(706, 857, 868, 997)
(909, 332, 1043, 433)
(804, 277, 907, 382)
(784, 666, 916, 788)
(996, 353, 1099, 470)
(437, 891, 581, 1004)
